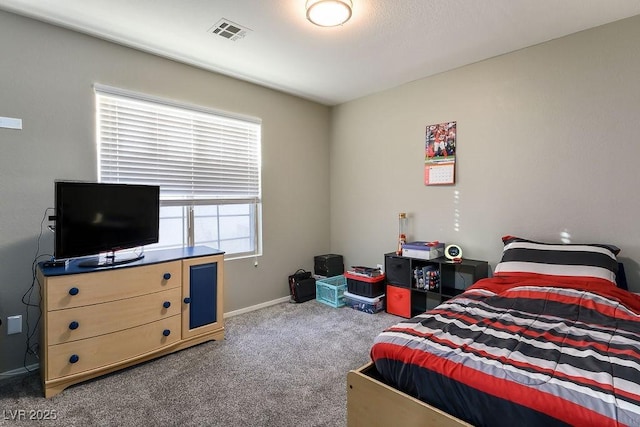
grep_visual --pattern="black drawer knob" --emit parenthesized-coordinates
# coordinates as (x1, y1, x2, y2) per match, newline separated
(162, 329, 171, 337)
(69, 354, 79, 364)
(183, 297, 191, 304)
(68, 321, 79, 330)
(163, 301, 171, 309)
(163, 273, 171, 280)
(68, 287, 79, 296)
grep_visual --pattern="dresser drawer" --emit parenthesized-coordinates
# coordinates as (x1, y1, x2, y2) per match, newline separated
(46, 261, 182, 310)
(46, 315, 181, 380)
(47, 288, 182, 345)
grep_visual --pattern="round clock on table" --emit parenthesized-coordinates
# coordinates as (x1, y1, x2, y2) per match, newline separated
(445, 244, 463, 261)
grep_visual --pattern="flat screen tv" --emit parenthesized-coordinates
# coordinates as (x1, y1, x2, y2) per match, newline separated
(54, 181, 160, 267)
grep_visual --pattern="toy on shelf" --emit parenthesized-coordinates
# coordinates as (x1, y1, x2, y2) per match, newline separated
(396, 212, 407, 255)
(413, 266, 439, 290)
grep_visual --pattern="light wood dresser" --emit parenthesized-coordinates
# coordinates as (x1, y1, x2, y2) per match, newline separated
(37, 246, 224, 398)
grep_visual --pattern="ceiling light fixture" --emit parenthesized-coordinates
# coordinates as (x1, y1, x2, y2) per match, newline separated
(306, 0, 352, 27)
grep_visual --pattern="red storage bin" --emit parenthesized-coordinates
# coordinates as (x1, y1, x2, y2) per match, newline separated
(386, 284, 411, 318)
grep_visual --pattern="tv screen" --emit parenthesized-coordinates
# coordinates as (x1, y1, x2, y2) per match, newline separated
(54, 181, 160, 265)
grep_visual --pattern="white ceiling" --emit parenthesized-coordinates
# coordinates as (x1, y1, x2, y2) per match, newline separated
(2, 0, 640, 106)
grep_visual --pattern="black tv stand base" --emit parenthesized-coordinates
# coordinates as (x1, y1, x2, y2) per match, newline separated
(78, 252, 145, 268)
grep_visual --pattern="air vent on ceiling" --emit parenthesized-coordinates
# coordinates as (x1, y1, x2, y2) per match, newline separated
(209, 19, 251, 41)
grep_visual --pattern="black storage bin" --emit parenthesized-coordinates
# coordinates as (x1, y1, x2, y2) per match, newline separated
(345, 272, 386, 298)
(314, 254, 344, 277)
(385, 254, 411, 287)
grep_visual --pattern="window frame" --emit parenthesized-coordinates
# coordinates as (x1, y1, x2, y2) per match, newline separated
(94, 84, 262, 260)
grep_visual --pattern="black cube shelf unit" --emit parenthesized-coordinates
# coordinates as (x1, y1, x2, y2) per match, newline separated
(384, 252, 489, 318)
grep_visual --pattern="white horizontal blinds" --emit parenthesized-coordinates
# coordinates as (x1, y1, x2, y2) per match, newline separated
(96, 86, 261, 202)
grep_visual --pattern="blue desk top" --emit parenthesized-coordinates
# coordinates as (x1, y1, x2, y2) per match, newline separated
(39, 246, 225, 277)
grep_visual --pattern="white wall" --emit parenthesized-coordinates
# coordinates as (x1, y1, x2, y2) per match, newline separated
(330, 15, 640, 290)
(0, 10, 330, 373)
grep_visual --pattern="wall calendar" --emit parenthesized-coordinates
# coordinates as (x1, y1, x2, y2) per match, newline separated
(424, 121, 456, 185)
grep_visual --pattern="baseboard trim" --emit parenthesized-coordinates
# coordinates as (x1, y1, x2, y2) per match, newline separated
(0, 363, 39, 379)
(224, 296, 291, 318)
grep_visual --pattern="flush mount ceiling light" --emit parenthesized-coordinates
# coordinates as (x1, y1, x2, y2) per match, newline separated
(306, 0, 353, 27)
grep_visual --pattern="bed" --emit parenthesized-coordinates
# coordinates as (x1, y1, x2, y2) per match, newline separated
(347, 236, 640, 427)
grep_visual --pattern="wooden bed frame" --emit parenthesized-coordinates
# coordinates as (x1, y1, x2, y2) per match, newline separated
(347, 362, 472, 427)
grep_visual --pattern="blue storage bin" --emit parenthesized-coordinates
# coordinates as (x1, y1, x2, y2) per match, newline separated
(316, 275, 347, 308)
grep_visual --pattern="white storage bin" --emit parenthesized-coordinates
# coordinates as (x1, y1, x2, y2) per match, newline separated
(343, 290, 385, 314)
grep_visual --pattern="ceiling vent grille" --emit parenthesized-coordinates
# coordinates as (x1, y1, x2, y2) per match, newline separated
(209, 19, 251, 41)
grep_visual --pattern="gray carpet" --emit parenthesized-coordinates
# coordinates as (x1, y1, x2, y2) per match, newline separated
(0, 300, 400, 426)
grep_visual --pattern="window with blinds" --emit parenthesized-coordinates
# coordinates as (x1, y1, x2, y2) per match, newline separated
(95, 84, 262, 258)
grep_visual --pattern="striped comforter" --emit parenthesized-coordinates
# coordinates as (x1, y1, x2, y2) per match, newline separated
(371, 276, 640, 427)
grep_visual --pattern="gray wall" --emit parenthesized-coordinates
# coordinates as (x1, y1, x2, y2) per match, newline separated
(0, 11, 331, 373)
(2, 9, 640, 376)
(330, 15, 640, 289)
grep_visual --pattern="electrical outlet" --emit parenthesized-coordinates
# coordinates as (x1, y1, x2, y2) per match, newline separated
(7, 315, 22, 334)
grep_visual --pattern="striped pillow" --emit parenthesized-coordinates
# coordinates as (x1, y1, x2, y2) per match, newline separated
(494, 236, 619, 285)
